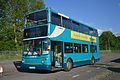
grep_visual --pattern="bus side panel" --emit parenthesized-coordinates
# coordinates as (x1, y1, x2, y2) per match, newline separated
(49, 24, 100, 67)
(64, 53, 93, 67)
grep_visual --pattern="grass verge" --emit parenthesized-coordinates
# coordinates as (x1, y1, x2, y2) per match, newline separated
(0, 51, 22, 61)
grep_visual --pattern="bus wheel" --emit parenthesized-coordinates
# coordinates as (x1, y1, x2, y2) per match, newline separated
(64, 59, 73, 71)
(91, 57, 95, 65)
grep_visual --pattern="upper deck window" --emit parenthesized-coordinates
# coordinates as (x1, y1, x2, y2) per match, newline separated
(26, 10, 48, 27)
(93, 29, 98, 37)
(80, 24, 89, 34)
(51, 12, 61, 26)
(63, 17, 71, 29)
(80, 24, 98, 37)
(88, 27, 98, 37)
(72, 21, 80, 32)
(50, 11, 98, 37)
(24, 26, 48, 38)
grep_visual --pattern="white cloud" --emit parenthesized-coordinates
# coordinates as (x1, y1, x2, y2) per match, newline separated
(108, 28, 113, 31)
(113, 32, 120, 37)
(97, 27, 113, 36)
(97, 29, 104, 36)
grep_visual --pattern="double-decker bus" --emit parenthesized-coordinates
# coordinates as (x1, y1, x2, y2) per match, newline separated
(21, 8, 100, 71)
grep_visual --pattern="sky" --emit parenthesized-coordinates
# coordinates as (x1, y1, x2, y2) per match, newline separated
(44, 0, 120, 35)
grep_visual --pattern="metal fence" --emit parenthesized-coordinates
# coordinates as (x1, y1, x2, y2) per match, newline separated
(100, 50, 120, 54)
(0, 50, 119, 60)
(0, 51, 22, 60)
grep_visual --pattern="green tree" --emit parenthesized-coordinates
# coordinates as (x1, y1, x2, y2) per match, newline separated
(100, 31, 112, 50)
(0, 0, 45, 50)
(114, 36, 120, 50)
(99, 31, 120, 50)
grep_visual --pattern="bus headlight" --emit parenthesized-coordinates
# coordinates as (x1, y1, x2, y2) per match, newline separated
(23, 52, 28, 56)
(33, 52, 38, 56)
(22, 59, 25, 63)
(41, 60, 45, 64)
(41, 58, 46, 64)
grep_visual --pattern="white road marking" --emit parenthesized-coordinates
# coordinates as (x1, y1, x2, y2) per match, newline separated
(96, 67, 100, 70)
(72, 74, 79, 78)
(103, 65, 106, 67)
(86, 70, 91, 73)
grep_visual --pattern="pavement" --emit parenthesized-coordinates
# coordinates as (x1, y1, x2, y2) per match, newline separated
(0, 53, 120, 80)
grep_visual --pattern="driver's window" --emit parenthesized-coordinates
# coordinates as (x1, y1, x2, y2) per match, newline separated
(42, 40, 50, 54)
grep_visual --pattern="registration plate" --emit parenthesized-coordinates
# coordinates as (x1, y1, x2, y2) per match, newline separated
(29, 66, 35, 69)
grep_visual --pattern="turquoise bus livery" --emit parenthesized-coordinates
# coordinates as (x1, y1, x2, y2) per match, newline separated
(20, 8, 100, 71)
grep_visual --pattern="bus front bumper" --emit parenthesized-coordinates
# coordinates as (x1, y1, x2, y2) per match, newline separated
(16, 63, 52, 71)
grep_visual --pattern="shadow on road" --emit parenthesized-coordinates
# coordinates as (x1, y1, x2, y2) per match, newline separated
(89, 63, 120, 73)
(107, 67, 120, 73)
(89, 58, 120, 73)
(107, 58, 120, 73)
(13, 61, 62, 74)
(111, 58, 120, 63)
(17, 69, 61, 74)
(89, 63, 112, 68)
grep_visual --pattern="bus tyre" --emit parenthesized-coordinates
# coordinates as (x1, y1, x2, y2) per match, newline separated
(91, 57, 95, 65)
(64, 59, 73, 71)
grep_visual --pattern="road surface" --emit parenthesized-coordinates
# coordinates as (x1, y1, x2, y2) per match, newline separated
(0, 53, 120, 80)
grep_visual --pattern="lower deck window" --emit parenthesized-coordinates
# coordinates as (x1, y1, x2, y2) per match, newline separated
(74, 43, 81, 53)
(90, 45, 97, 53)
(82, 44, 88, 53)
(64, 42, 73, 53)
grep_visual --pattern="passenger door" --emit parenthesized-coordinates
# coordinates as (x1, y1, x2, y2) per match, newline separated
(51, 41, 63, 68)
